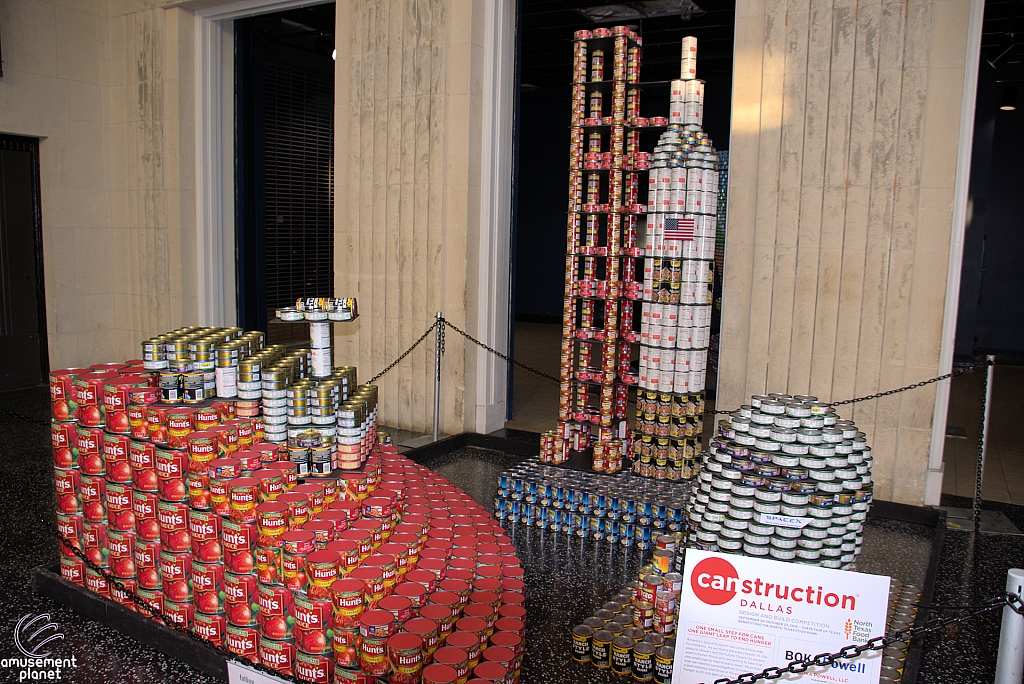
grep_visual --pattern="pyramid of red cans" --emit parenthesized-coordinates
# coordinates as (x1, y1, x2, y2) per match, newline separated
(52, 348, 526, 683)
(539, 25, 662, 474)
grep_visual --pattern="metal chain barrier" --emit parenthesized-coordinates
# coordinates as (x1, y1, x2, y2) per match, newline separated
(714, 592, 1024, 684)
(0, 406, 51, 427)
(440, 318, 562, 384)
(366, 320, 439, 384)
(46, 519, 311, 684)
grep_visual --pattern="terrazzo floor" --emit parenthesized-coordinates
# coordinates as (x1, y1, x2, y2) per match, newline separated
(2, 384, 1023, 683)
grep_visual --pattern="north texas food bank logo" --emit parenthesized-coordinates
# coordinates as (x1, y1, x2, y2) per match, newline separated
(690, 557, 858, 610)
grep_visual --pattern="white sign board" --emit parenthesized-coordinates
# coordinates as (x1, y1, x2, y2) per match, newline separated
(673, 550, 890, 684)
(227, 660, 290, 684)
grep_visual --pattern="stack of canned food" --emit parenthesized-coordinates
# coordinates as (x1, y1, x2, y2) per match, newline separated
(688, 393, 874, 570)
(275, 297, 359, 323)
(570, 540, 686, 683)
(57, 411, 528, 684)
(880, 580, 921, 683)
(630, 390, 704, 481)
(554, 24, 656, 473)
(493, 461, 689, 547)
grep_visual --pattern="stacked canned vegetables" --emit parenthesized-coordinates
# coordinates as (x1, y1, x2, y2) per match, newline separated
(688, 393, 874, 569)
(493, 461, 689, 547)
(570, 538, 686, 683)
(54, 340, 527, 683)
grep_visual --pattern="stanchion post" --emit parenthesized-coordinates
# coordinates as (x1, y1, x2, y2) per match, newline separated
(996, 569, 1024, 684)
(433, 312, 442, 442)
(974, 355, 996, 529)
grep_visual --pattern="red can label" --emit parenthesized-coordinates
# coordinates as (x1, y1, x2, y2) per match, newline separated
(166, 410, 195, 449)
(160, 551, 193, 602)
(105, 482, 135, 531)
(196, 406, 221, 430)
(189, 509, 223, 562)
(226, 625, 259, 662)
(294, 651, 332, 683)
(188, 471, 212, 511)
(51, 421, 77, 469)
(76, 426, 105, 476)
(222, 519, 257, 575)
(147, 406, 169, 445)
(54, 468, 81, 514)
(210, 477, 230, 517)
(230, 479, 260, 522)
(134, 537, 161, 589)
(129, 404, 149, 440)
(255, 545, 283, 586)
(80, 475, 106, 523)
(81, 521, 107, 567)
(106, 529, 136, 578)
(56, 512, 83, 558)
(73, 375, 107, 426)
(103, 433, 132, 483)
(193, 612, 226, 647)
(158, 501, 191, 552)
(129, 440, 158, 491)
(163, 599, 194, 628)
(110, 578, 138, 612)
(192, 561, 226, 613)
(103, 382, 135, 434)
(60, 556, 86, 585)
(294, 594, 331, 654)
(49, 370, 79, 421)
(132, 490, 160, 540)
(156, 449, 188, 502)
(258, 636, 295, 676)
(85, 567, 111, 598)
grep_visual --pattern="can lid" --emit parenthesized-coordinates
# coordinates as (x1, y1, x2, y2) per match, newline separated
(403, 617, 438, 636)
(656, 645, 674, 659)
(429, 591, 460, 606)
(256, 501, 289, 514)
(228, 477, 259, 487)
(472, 661, 507, 679)
(305, 549, 337, 564)
(281, 529, 314, 542)
(419, 604, 453, 621)
(359, 608, 395, 628)
(482, 646, 514, 664)
(329, 577, 363, 594)
(444, 631, 478, 650)
(387, 632, 423, 651)
(433, 646, 468, 666)
(422, 663, 458, 684)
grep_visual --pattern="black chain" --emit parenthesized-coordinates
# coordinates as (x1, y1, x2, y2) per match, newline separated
(974, 359, 992, 527)
(0, 406, 51, 427)
(366, 321, 438, 384)
(48, 521, 313, 684)
(440, 318, 562, 384)
(713, 592, 1023, 684)
(704, 359, 994, 417)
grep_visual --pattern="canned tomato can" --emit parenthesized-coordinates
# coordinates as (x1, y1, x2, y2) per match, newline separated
(49, 367, 87, 421)
(195, 405, 221, 430)
(252, 468, 284, 502)
(293, 593, 332, 654)
(187, 431, 219, 472)
(256, 501, 289, 546)
(222, 518, 256, 574)
(106, 528, 136, 578)
(105, 482, 135, 531)
(156, 448, 187, 502)
(187, 470, 212, 510)
(157, 500, 190, 552)
(330, 577, 365, 628)
(224, 572, 259, 627)
(256, 544, 284, 586)
(54, 468, 81, 514)
(135, 586, 163, 623)
(191, 560, 225, 613)
(51, 421, 77, 469)
(432, 646, 469, 682)
(189, 509, 222, 561)
(388, 632, 424, 683)
(226, 624, 260, 663)
(84, 567, 111, 598)
(259, 635, 296, 677)
(59, 556, 86, 586)
(166, 407, 197, 449)
(133, 536, 161, 589)
(76, 425, 105, 476)
(210, 477, 230, 516)
(258, 583, 295, 639)
(103, 377, 145, 434)
(305, 550, 340, 599)
(129, 403, 149, 440)
(159, 550, 193, 602)
(229, 477, 260, 522)
(295, 651, 333, 684)
(56, 512, 83, 559)
(193, 611, 227, 647)
(359, 634, 389, 678)
(103, 433, 132, 483)
(79, 474, 106, 523)
(129, 440, 158, 491)
(74, 372, 117, 427)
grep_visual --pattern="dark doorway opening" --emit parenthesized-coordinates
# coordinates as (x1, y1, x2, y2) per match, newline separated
(0, 135, 49, 389)
(236, 3, 336, 346)
(506, 0, 735, 428)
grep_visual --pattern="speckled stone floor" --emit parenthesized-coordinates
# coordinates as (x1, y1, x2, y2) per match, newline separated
(3, 384, 1022, 684)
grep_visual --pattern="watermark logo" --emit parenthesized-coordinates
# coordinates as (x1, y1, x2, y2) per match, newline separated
(4, 614, 77, 681)
(14, 614, 64, 657)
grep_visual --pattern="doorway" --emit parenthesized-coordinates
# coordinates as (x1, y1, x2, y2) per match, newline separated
(235, 4, 337, 347)
(0, 135, 48, 389)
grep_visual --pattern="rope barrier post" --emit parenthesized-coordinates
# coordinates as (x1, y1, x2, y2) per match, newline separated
(996, 569, 1024, 684)
(975, 355, 996, 529)
(433, 311, 442, 442)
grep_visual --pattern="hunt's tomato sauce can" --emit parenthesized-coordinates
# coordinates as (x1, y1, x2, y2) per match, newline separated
(189, 509, 223, 562)
(166, 408, 196, 449)
(74, 371, 117, 427)
(188, 471, 212, 510)
(56, 512, 83, 559)
(106, 528, 136, 578)
(294, 651, 333, 684)
(268, 461, 298, 490)
(210, 477, 231, 516)
(132, 489, 160, 540)
(76, 425, 105, 476)
(112, 580, 140, 611)
(130, 440, 158, 491)
(129, 403, 149, 440)
(49, 367, 87, 421)
(160, 549, 193, 602)
(293, 592, 332, 654)
(226, 624, 259, 663)
(305, 550, 340, 600)
(252, 469, 284, 502)
(81, 521, 108, 567)
(195, 405, 221, 431)
(103, 432, 132, 483)
(164, 599, 195, 629)
(187, 431, 219, 473)
(156, 448, 188, 502)
(222, 518, 257, 574)
(147, 405, 170, 445)
(213, 424, 240, 455)
(85, 567, 111, 598)
(80, 474, 106, 523)
(54, 468, 81, 514)
(259, 636, 295, 677)
(51, 421, 77, 469)
(278, 492, 310, 527)
(257, 583, 294, 639)
(158, 500, 191, 552)
(60, 556, 86, 586)
(229, 477, 260, 523)
(193, 611, 226, 647)
(134, 536, 161, 589)
(256, 501, 289, 547)
(388, 632, 424, 684)
(192, 561, 225, 613)
(105, 481, 135, 531)
(225, 572, 259, 627)
(256, 544, 283, 586)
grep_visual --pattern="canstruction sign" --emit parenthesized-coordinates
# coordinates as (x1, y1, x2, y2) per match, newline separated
(673, 550, 889, 684)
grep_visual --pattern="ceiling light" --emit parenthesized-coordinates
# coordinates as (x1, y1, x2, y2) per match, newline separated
(1001, 86, 1018, 110)
(332, 49, 336, 61)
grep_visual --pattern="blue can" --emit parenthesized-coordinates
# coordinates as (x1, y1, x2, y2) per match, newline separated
(637, 525, 653, 544)
(620, 522, 635, 542)
(521, 503, 534, 523)
(606, 494, 620, 521)
(546, 505, 558, 524)
(498, 473, 511, 490)
(507, 499, 520, 516)
(525, 480, 538, 503)
(620, 498, 636, 523)
(511, 477, 524, 499)
(604, 518, 619, 536)
(589, 515, 603, 539)
(576, 515, 589, 537)
(636, 500, 653, 524)
(667, 506, 684, 531)
(494, 498, 505, 513)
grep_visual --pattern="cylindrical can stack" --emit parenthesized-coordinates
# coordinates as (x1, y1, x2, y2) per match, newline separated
(552, 25, 653, 474)
(570, 539, 685, 683)
(493, 461, 689, 548)
(633, 36, 718, 481)
(55, 331, 525, 684)
(688, 393, 874, 570)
